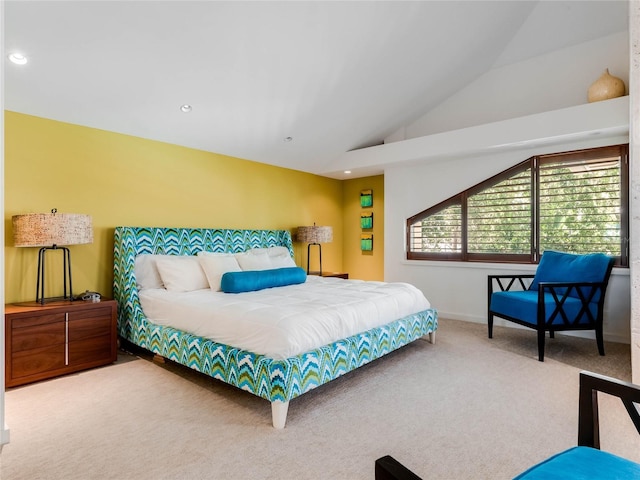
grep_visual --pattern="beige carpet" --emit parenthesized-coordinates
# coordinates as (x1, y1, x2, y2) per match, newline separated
(1, 318, 638, 480)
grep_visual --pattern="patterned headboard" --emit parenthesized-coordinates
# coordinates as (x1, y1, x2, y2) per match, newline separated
(113, 227, 294, 347)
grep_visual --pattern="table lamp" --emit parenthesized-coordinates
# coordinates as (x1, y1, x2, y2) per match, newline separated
(12, 209, 93, 304)
(297, 223, 333, 275)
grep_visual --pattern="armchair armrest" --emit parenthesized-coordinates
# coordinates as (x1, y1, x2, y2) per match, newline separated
(538, 281, 606, 294)
(488, 275, 536, 317)
(488, 274, 535, 295)
(578, 371, 640, 449)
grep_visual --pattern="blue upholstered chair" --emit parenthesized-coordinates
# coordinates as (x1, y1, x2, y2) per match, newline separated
(513, 371, 640, 479)
(488, 251, 615, 361)
(375, 371, 640, 480)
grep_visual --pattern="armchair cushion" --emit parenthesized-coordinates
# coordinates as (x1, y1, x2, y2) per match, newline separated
(529, 251, 612, 301)
(490, 290, 598, 326)
(513, 446, 640, 479)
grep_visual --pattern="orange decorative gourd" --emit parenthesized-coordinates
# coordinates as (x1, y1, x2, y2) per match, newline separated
(587, 69, 626, 103)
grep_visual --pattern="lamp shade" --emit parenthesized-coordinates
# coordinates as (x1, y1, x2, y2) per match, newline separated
(13, 212, 93, 247)
(297, 225, 333, 244)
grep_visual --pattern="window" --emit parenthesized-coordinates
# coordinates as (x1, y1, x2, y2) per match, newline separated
(406, 144, 628, 266)
(409, 201, 462, 258)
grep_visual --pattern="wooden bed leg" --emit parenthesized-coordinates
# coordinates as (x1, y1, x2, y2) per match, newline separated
(153, 354, 165, 364)
(271, 401, 289, 429)
(428, 331, 436, 344)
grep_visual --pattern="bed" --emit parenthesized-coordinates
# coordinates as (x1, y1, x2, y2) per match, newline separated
(113, 226, 438, 428)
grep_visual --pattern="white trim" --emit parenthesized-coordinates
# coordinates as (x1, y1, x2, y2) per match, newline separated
(440, 311, 630, 345)
(400, 259, 629, 276)
(628, 0, 640, 384)
(0, 0, 10, 450)
(325, 96, 629, 176)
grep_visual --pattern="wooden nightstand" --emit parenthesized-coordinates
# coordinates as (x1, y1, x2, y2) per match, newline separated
(4, 299, 118, 387)
(309, 272, 349, 279)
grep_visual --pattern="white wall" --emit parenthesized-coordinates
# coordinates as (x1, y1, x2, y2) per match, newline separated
(629, 0, 640, 382)
(387, 31, 629, 142)
(385, 131, 631, 343)
(1, 0, 10, 452)
(381, 28, 632, 344)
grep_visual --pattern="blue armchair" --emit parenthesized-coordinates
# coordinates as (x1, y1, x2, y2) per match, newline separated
(488, 251, 615, 362)
(513, 371, 640, 479)
(375, 371, 640, 480)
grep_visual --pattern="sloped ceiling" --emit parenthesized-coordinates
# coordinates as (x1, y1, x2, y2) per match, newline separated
(4, 1, 629, 178)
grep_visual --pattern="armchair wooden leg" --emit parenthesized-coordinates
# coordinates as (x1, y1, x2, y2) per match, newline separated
(375, 456, 423, 480)
(537, 330, 546, 362)
(549, 330, 555, 339)
(596, 326, 605, 356)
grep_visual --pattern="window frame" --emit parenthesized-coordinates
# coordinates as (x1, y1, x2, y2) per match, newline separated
(407, 196, 465, 261)
(406, 144, 629, 267)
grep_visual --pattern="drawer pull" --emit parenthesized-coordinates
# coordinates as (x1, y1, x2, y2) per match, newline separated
(65, 312, 69, 366)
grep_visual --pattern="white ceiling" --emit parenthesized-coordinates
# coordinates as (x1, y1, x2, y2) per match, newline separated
(4, 1, 629, 179)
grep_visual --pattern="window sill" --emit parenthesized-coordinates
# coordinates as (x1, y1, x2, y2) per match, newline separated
(400, 259, 629, 276)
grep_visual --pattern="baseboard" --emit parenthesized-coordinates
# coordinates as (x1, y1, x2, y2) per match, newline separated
(0, 423, 10, 448)
(437, 310, 630, 345)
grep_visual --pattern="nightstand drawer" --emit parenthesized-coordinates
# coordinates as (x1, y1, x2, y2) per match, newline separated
(70, 335, 113, 365)
(13, 344, 67, 379)
(69, 316, 113, 342)
(68, 305, 113, 322)
(12, 319, 66, 352)
(12, 312, 65, 329)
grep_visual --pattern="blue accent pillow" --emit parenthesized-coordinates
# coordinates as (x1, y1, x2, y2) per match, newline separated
(221, 267, 306, 293)
(529, 251, 612, 300)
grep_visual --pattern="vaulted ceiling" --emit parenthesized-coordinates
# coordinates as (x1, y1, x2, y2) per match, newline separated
(4, 1, 629, 178)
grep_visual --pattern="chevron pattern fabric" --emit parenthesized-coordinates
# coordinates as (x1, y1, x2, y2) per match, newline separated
(113, 227, 438, 403)
(113, 227, 293, 346)
(146, 309, 436, 402)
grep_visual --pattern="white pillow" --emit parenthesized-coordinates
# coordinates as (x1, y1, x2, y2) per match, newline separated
(265, 246, 291, 257)
(197, 253, 242, 291)
(240, 247, 296, 269)
(235, 250, 273, 271)
(134, 254, 166, 290)
(154, 255, 209, 292)
(268, 250, 297, 268)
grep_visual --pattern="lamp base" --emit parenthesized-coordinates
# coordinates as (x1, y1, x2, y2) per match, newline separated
(306, 243, 323, 276)
(35, 296, 75, 305)
(36, 246, 75, 305)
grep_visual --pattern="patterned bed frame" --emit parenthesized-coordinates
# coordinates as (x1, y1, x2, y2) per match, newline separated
(113, 226, 438, 428)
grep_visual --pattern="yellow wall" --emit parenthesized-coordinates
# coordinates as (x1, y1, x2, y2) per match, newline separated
(4, 112, 353, 303)
(342, 175, 384, 281)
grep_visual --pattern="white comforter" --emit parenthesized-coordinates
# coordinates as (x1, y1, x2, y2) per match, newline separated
(139, 275, 431, 359)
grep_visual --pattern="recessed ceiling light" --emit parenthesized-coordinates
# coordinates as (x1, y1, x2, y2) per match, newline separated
(284, 136, 293, 142)
(180, 104, 192, 113)
(8, 53, 28, 65)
